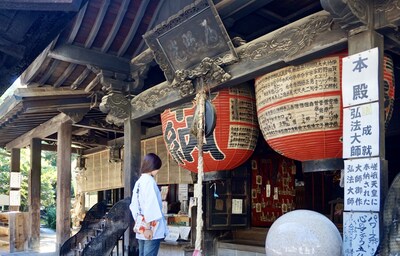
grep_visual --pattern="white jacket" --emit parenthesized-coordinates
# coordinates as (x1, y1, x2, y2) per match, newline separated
(129, 173, 168, 240)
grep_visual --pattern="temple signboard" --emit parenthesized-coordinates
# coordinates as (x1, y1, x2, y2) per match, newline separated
(342, 47, 381, 256)
(342, 48, 379, 107)
(342, 102, 380, 158)
(343, 212, 379, 256)
(344, 157, 380, 212)
(143, 0, 237, 83)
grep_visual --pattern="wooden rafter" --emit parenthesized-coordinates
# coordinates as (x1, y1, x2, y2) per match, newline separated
(101, 0, 130, 52)
(216, 0, 274, 22)
(118, 0, 150, 57)
(0, 0, 83, 11)
(257, 9, 288, 24)
(71, 68, 91, 90)
(133, 0, 165, 56)
(20, 41, 57, 85)
(5, 113, 72, 150)
(85, 0, 110, 48)
(286, 1, 321, 21)
(37, 59, 60, 86)
(84, 75, 100, 92)
(53, 64, 78, 88)
(67, 1, 89, 44)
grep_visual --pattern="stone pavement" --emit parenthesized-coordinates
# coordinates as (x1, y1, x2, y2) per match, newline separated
(0, 228, 56, 256)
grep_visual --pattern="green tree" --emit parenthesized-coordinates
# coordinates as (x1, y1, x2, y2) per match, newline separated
(0, 147, 57, 211)
(0, 148, 11, 195)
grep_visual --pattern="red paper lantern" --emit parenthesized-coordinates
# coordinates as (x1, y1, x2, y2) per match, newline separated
(161, 84, 259, 172)
(255, 53, 395, 162)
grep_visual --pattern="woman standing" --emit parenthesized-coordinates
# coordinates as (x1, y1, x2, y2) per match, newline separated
(129, 153, 168, 256)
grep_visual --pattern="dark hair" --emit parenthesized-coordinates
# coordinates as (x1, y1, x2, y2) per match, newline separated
(140, 153, 162, 174)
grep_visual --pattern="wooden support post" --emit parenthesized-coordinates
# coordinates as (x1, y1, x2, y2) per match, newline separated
(8, 212, 16, 253)
(9, 148, 20, 212)
(56, 121, 72, 252)
(123, 118, 141, 256)
(29, 138, 41, 251)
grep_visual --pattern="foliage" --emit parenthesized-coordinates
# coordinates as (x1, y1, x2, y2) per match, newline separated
(45, 206, 57, 229)
(0, 147, 58, 212)
(0, 148, 10, 195)
(41, 151, 58, 208)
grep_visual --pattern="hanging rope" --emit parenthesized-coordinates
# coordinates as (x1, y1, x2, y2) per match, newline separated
(193, 78, 206, 256)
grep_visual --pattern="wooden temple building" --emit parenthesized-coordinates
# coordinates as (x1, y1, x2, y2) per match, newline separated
(0, 0, 400, 255)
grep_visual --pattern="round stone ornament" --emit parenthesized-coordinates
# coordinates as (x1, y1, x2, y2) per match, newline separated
(265, 209, 342, 256)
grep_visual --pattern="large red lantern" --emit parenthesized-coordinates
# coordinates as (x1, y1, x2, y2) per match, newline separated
(161, 84, 259, 172)
(255, 53, 394, 162)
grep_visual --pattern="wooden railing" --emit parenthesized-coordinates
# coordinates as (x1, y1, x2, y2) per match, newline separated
(60, 198, 132, 255)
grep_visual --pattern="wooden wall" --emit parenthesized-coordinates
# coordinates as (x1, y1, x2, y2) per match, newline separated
(77, 135, 193, 193)
(142, 136, 193, 185)
(78, 150, 123, 192)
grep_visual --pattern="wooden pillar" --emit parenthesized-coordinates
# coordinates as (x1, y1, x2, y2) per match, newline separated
(29, 138, 41, 251)
(124, 119, 141, 197)
(56, 121, 72, 252)
(9, 148, 20, 212)
(123, 118, 141, 256)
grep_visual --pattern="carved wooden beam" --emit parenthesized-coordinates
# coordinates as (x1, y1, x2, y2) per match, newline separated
(99, 92, 131, 127)
(375, 0, 400, 29)
(320, 0, 368, 31)
(131, 10, 348, 120)
(130, 48, 154, 92)
(321, 0, 400, 32)
(98, 73, 136, 126)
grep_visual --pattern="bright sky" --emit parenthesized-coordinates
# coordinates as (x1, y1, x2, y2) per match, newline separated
(0, 77, 26, 103)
